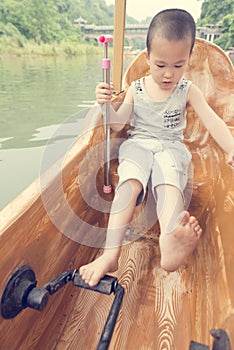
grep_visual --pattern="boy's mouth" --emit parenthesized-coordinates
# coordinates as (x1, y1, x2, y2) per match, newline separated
(161, 81, 172, 88)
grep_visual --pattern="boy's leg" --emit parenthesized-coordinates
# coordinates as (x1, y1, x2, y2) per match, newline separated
(155, 184, 202, 272)
(79, 179, 143, 286)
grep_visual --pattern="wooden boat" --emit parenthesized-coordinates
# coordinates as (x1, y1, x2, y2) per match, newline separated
(0, 1, 234, 349)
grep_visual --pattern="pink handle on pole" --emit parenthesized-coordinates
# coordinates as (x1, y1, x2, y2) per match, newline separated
(99, 35, 113, 46)
(102, 59, 111, 70)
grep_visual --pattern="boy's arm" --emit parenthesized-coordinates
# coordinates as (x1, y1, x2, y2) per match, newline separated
(110, 87, 134, 131)
(188, 84, 234, 166)
(96, 82, 133, 132)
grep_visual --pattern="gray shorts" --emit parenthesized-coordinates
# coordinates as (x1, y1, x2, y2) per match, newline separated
(116, 138, 193, 206)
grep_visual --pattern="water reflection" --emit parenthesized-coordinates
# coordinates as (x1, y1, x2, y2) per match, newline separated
(0, 110, 87, 209)
(0, 55, 101, 208)
(0, 55, 99, 149)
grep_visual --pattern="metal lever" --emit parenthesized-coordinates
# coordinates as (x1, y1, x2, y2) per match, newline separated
(43, 270, 75, 295)
(1, 265, 124, 350)
(73, 270, 124, 350)
(73, 272, 118, 295)
(0, 266, 121, 318)
(0, 266, 75, 318)
(190, 329, 232, 350)
(190, 341, 209, 350)
(211, 329, 231, 350)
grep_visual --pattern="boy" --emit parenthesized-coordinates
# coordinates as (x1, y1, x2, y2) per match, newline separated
(80, 9, 234, 286)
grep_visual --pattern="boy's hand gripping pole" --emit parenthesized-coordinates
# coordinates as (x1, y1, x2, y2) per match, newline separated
(99, 35, 113, 194)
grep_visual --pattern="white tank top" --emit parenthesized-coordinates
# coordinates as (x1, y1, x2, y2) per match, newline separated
(129, 77, 192, 142)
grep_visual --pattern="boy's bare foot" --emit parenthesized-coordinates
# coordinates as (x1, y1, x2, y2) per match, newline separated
(159, 211, 202, 272)
(79, 251, 119, 287)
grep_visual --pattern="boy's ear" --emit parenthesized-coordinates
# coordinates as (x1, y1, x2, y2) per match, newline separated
(144, 50, 150, 65)
(188, 49, 194, 62)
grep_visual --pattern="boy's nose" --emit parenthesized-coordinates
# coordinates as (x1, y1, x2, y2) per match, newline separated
(164, 69, 173, 78)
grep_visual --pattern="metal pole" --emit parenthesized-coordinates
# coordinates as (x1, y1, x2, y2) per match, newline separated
(99, 35, 113, 194)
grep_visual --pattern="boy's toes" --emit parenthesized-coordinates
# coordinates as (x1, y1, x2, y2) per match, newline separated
(193, 223, 202, 236)
(188, 215, 196, 225)
(79, 266, 92, 283)
(88, 275, 99, 287)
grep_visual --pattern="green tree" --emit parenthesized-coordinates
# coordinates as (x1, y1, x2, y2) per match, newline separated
(198, 0, 234, 24)
(0, 0, 28, 35)
(198, 0, 234, 49)
(0, 0, 116, 46)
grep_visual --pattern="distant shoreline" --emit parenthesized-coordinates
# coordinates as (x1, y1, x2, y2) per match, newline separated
(0, 41, 104, 57)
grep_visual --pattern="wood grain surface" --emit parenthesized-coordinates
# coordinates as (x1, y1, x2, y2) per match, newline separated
(0, 39, 233, 350)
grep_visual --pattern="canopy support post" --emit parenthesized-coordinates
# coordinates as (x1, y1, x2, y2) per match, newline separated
(113, 0, 126, 92)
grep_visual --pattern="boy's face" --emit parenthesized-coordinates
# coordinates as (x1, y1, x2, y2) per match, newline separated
(145, 35, 192, 91)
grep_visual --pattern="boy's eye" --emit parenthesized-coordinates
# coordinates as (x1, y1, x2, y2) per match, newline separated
(156, 64, 165, 68)
(175, 65, 183, 68)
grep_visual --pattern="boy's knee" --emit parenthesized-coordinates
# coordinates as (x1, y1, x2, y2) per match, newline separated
(128, 179, 143, 194)
(113, 179, 143, 209)
(117, 179, 143, 199)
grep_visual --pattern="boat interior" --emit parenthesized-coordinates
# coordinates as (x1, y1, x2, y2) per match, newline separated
(0, 34, 233, 350)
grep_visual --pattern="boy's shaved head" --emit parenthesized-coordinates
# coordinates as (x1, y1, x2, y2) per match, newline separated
(146, 9, 196, 53)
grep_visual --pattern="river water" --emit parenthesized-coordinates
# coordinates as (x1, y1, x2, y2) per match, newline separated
(0, 54, 133, 210)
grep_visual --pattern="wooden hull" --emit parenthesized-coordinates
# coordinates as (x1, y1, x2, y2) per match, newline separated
(0, 39, 234, 349)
